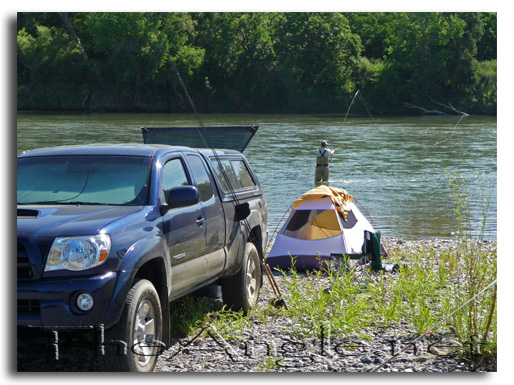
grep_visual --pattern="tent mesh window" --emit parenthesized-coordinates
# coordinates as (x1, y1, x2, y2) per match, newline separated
(340, 210, 357, 229)
(284, 209, 343, 240)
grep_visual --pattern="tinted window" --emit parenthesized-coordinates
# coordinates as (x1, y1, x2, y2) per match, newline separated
(210, 158, 256, 193)
(231, 160, 256, 189)
(187, 155, 214, 202)
(210, 159, 238, 193)
(162, 158, 190, 201)
(17, 156, 151, 206)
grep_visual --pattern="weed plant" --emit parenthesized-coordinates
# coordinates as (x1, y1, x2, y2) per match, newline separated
(445, 172, 497, 363)
(167, 172, 496, 370)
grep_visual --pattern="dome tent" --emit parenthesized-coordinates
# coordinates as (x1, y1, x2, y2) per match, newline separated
(266, 186, 383, 271)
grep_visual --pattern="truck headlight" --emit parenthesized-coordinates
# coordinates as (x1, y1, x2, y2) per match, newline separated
(45, 234, 111, 271)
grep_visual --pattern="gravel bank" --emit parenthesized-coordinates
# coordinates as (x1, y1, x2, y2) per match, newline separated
(17, 238, 496, 372)
(155, 238, 497, 373)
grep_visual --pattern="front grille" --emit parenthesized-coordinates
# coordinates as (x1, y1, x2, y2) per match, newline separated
(17, 243, 34, 279)
(17, 299, 41, 315)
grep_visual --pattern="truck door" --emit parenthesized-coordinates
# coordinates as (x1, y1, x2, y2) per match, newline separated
(161, 157, 208, 296)
(186, 154, 226, 280)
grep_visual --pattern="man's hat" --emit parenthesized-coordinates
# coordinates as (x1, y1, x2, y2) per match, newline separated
(321, 140, 327, 146)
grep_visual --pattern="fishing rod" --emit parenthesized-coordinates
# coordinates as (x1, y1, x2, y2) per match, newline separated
(343, 90, 359, 123)
(431, 112, 469, 147)
(168, 56, 246, 218)
(340, 90, 389, 255)
(263, 202, 294, 258)
(343, 90, 376, 124)
(168, 54, 288, 309)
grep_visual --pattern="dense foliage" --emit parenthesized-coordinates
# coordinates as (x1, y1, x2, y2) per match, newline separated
(17, 12, 496, 115)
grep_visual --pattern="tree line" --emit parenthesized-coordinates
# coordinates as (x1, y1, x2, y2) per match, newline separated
(17, 12, 497, 115)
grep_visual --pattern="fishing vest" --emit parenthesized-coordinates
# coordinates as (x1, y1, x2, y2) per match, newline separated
(316, 149, 330, 166)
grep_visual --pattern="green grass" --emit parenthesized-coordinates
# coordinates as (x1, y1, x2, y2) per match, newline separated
(169, 295, 219, 337)
(173, 237, 496, 369)
(159, 244, 496, 371)
(172, 172, 496, 370)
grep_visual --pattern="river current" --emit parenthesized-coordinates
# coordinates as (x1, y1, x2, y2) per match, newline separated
(17, 112, 497, 240)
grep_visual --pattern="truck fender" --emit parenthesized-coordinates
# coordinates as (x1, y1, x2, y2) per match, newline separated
(224, 208, 263, 278)
(222, 221, 247, 277)
(246, 209, 265, 256)
(103, 236, 170, 329)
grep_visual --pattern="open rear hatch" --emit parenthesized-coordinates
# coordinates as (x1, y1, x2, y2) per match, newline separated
(141, 125, 259, 153)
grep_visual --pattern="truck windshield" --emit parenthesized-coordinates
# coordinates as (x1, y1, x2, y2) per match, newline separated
(17, 155, 152, 206)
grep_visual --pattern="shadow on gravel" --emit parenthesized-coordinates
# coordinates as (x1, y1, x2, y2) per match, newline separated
(16, 288, 224, 372)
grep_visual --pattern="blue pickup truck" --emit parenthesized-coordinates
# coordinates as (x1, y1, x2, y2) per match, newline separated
(17, 129, 268, 372)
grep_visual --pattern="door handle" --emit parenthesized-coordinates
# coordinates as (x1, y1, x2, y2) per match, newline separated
(172, 253, 186, 261)
(196, 217, 205, 226)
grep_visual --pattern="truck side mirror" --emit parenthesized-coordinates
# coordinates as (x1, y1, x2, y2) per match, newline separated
(160, 186, 199, 215)
(234, 202, 250, 222)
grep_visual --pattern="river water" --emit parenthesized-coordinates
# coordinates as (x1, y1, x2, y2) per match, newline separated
(17, 112, 497, 240)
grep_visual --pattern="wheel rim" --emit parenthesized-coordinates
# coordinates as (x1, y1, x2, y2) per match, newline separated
(246, 254, 259, 302)
(132, 298, 156, 367)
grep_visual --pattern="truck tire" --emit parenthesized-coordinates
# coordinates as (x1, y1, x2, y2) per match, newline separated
(103, 279, 163, 372)
(221, 242, 262, 315)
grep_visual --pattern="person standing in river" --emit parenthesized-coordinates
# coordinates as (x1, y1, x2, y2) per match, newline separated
(315, 140, 335, 186)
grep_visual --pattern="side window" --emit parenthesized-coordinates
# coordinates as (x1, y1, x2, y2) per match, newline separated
(187, 155, 214, 202)
(210, 158, 256, 193)
(230, 160, 256, 189)
(162, 158, 190, 201)
(210, 159, 237, 193)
